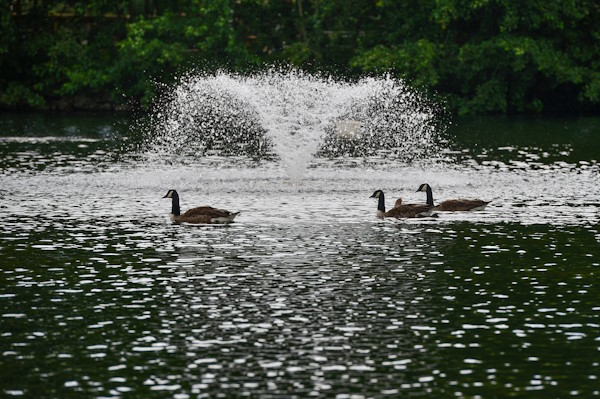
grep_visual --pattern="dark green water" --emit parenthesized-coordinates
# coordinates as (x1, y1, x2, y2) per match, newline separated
(1, 113, 599, 398)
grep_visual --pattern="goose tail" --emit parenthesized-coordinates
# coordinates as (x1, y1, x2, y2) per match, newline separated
(228, 211, 241, 222)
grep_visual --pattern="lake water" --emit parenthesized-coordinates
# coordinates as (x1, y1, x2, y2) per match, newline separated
(1, 113, 599, 398)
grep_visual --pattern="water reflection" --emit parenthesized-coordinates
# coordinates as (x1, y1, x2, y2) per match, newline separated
(1, 115, 600, 398)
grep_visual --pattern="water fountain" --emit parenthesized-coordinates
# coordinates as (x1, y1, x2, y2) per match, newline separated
(142, 69, 442, 178)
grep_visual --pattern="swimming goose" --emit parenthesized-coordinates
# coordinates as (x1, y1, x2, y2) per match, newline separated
(370, 190, 434, 218)
(163, 189, 239, 224)
(416, 183, 490, 211)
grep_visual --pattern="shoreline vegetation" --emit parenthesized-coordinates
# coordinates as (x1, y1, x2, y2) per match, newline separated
(2, 1, 599, 115)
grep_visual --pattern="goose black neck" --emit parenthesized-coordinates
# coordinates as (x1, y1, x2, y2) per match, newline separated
(377, 192, 386, 213)
(171, 193, 181, 216)
(425, 186, 434, 206)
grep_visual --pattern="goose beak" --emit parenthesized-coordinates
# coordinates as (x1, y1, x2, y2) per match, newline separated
(370, 193, 377, 198)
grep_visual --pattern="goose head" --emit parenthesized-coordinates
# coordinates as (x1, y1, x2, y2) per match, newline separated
(163, 189, 178, 199)
(163, 189, 181, 217)
(370, 190, 384, 199)
(416, 183, 434, 206)
(416, 183, 430, 193)
(370, 190, 386, 217)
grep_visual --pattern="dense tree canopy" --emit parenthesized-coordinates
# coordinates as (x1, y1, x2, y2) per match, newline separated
(2, 0, 599, 114)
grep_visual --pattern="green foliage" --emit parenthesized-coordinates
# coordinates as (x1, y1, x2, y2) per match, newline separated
(1, 0, 599, 114)
(350, 39, 440, 87)
(0, 82, 46, 108)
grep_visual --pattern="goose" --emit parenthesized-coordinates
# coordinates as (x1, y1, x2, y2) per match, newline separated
(416, 183, 490, 211)
(163, 189, 239, 224)
(370, 190, 435, 218)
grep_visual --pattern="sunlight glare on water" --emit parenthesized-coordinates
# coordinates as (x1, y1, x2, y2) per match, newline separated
(0, 107, 599, 398)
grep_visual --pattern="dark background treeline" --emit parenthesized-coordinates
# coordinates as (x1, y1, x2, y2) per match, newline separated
(2, 0, 599, 114)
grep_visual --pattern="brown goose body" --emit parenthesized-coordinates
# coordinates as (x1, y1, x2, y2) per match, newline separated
(175, 206, 239, 224)
(385, 203, 435, 218)
(371, 190, 434, 218)
(435, 199, 490, 212)
(163, 190, 239, 224)
(417, 183, 490, 212)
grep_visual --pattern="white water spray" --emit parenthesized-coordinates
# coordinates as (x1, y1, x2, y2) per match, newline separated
(145, 69, 442, 178)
